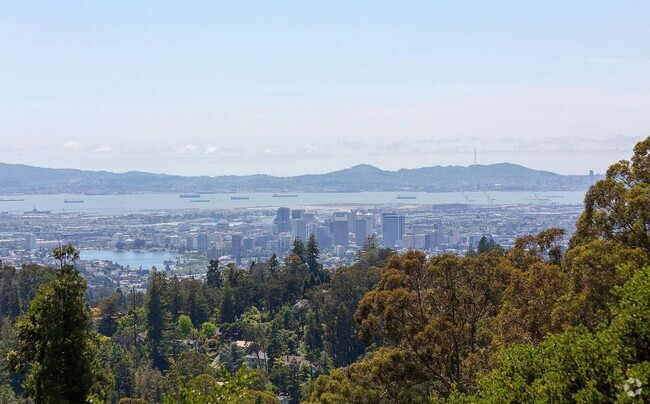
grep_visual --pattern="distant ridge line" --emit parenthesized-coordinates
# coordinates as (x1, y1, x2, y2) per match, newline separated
(0, 162, 598, 194)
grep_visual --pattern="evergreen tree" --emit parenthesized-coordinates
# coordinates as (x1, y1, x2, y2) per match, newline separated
(292, 238, 307, 263)
(268, 254, 280, 273)
(306, 233, 320, 276)
(220, 284, 236, 323)
(206, 259, 222, 289)
(146, 270, 170, 370)
(12, 245, 96, 403)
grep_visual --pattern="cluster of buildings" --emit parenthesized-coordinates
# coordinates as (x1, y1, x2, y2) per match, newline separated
(1, 201, 583, 278)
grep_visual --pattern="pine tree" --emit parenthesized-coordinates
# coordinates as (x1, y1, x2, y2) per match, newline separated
(12, 245, 96, 403)
(206, 259, 222, 289)
(292, 238, 307, 263)
(306, 233, 320, 276)
(146, 270, 170, 370)
(268, 254, 280, 273)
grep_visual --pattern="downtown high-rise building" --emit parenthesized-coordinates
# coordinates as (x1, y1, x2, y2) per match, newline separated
(25, 233, 37, 251)
(330, 218, 349, 247)
(382, 213, 405, 247)
(354, 216, 374, 247)
(231, 234, 242, 265)
(275, 207, 291, 233)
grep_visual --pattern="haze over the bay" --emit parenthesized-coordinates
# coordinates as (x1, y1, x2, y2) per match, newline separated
(1, 2, 648, 176)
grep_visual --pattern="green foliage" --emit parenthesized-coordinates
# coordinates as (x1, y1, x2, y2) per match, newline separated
(146, 270, 171, 370)
(206, 259, 223, 289)
(354, 251, 508, 395)
(553, 240, 648, 330)
(97, 293, 121, 337)
(452, 265, 650, 403)
(134, 365, 165, 403)
(168, 350, 213, 382)
(12, 245, 97, 403)
(572, 136, 650, 254)
(163, 365, 278, 403)
(201, 321, 217, 339)
(177, 314, 194, 338)
(292, 238, 307, 264)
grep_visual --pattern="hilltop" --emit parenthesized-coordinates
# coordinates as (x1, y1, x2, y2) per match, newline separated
(0, 162, 594, 194)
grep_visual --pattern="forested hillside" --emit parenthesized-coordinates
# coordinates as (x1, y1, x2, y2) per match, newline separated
(0, 138, 649, 403)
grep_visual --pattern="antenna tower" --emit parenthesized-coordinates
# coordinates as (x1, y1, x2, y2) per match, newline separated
(473, 148, 477, 165)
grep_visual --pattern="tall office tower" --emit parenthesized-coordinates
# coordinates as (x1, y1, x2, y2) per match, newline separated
(197, 233, 209, 253)
(291, 209, 304, 220)
(25, 233, 37, 251)
(354, 217, 373, 246)
(333, 211, 354, 232)
(382, 213, 405, 247)
(330, 218, 349, 247)
(315, 226, 332, 248)
(275, 207, 291, 233)
(231, 234, 242, 265)
(306, 222, 318, 238)
(185, 236, 196, 251)
(291, 218, 307, 242)
(590, 170, 595, 186)
(242, 237, 254, 250)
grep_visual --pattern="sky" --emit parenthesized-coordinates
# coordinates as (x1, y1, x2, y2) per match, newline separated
(1, 1, 649, 176)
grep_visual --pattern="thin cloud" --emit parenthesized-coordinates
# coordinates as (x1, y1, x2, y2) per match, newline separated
(62, 141, 84, 151)
(589, 58, 650, 66)
(204, 145, 219, 154)
(175, 144, 199, 154)
(93, 145, 113, 153)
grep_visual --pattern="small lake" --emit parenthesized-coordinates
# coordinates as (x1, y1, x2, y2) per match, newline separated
(81, 249, 178, 270)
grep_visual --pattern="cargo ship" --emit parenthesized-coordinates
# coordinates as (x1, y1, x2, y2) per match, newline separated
(190, 199, 210, 203)
(396, 196, 418, 200)
(230, 196, 250, 200)
(64, 199, 84, 203)
(180, 194, 201, 198)
(272, 193, 298, 198)
(25, 206, 52, 214)
(0, 198, 25, 202)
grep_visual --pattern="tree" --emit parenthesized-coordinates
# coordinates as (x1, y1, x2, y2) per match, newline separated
(268, 253, 280, 272)
(97, 294, 121, 337)
(146, 270, 171, 370)
(206, 259, 222, 289)
(452, 265, 650, 403)
(176, 315, 193, 338)
(306, 233, 320, 276)
(571, 136, 650, 254)
(11, 244, 96, 403)
(292, 237, 307, 263)
(354, 251, 508, 397)
(168, 350, 212, 382)
(477, 236, 501, 255)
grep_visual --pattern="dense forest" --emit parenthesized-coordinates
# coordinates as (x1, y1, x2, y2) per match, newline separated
(1, 137, 649, 403)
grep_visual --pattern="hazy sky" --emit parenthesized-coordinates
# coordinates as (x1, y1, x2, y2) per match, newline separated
(1, 1, 649, 176)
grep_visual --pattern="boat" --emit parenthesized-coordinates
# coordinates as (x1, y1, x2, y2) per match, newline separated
(230, 196, 250, 200)
(25, 206, 51, 214)
(64, 199, 84, 203)
(180, 193, 201, 198)
(0, 198, 25, 202)
(272, 193, 298, 198)
(396, 196, 418, 200)
(190, 199, 210, 203)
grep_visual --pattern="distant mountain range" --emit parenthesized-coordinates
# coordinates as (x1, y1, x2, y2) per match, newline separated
(0, 162, 597, 194)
